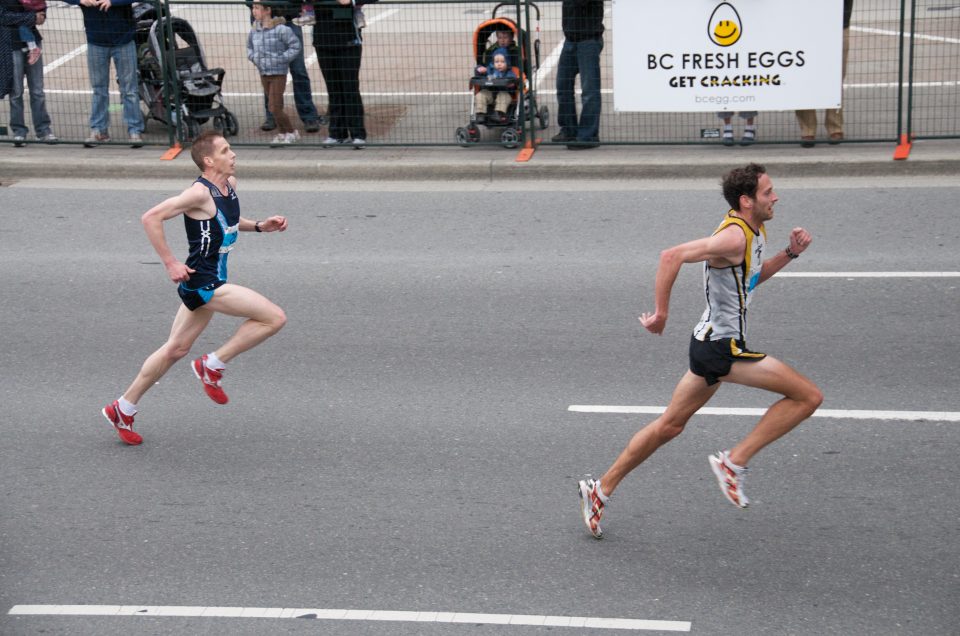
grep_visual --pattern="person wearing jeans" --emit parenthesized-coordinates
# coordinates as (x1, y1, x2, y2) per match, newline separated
(553, 0, 604, 150)
(65, 0, 144, 147)
(5, 0, 54, 145)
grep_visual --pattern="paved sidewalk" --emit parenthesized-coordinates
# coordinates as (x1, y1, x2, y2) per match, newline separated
(2, 137, 959, 182)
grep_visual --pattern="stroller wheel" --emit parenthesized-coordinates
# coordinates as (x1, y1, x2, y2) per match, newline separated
(500, 127, 520, 149)
(455, 127, 471, 147)
(184, 119, 200, 142)
(538, 105, 550, 131)
(223, 111, 239, 136)
(213, 115, 226, 133)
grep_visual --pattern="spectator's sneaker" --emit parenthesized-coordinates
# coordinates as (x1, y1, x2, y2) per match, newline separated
(709, 451, 749, 509)
(352, 138, 366, 149)
(577, 478, 606, 539)
(722, 128, 735, 146)
(130, 133, 144, 148)
(288, 130, 301, 142)
(27, 47, 41, 65)
(84, 129, 109, 147)
(303, 120, 320, 133)
(495, 110, 507, 124)
(321, 136, 340, 148)
(740, 129, 756, 146)
(260, 119, 277, 132)
(13, 135, 26, 148)
(192, 355, 229, 404)
(40, 132, 58, 144)
(551, 131, 574, 143)
(102, 401, 143, 445)
(270, 132, 293, 146)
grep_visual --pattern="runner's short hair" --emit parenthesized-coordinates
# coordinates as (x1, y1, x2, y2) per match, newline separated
(190, 130, 225, 170)
(722, 163, 767, 211)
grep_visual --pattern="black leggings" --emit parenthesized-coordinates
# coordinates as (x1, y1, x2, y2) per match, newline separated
(315, 44, 366, 141)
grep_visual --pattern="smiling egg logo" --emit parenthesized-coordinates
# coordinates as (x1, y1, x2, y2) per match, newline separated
(708, 2, 742, 47)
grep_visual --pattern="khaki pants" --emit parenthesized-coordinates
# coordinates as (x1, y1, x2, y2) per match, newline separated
(476, 89, 512, 115)
(796, 28, 849, 137)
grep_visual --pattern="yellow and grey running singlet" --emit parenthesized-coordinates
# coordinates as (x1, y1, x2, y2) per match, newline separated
(693, 210, 767, 342)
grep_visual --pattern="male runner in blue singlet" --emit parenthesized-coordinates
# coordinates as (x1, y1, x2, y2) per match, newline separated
(101, 130, 288, 445)
(577, 163, 823, 538)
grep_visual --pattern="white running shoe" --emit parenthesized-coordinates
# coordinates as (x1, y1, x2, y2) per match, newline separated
(709, 451, 749, 508)
(351, 137, 366, 149)
(577, 478, 606, 539)
(321, 136, 340, 147)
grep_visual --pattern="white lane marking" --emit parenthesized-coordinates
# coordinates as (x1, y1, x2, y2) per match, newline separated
(775, 272, 960, 278)
(6, 605, 691, 631)
(43, 44, 87, 74)
(569, 406, 960, 422)
(851, 25, 960, 45)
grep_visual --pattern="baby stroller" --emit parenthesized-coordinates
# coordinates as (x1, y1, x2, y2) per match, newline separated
(455, 3, 548, 148)
(135, 3, 237, 141)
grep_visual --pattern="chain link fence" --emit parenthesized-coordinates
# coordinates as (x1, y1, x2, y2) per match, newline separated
(1, 0, 957, 148)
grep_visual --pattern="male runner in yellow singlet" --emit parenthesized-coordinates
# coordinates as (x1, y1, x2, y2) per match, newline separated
(578, 163, 823, 539)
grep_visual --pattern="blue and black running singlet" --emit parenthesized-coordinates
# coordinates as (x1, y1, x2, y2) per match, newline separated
(177, 177, 240, 311)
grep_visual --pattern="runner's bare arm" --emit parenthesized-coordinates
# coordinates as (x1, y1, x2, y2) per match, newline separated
(640, 227, 746, 334)
(758, 227, 812, 284)
(239, 216, 289, 233)
(141, 184, 209, 283)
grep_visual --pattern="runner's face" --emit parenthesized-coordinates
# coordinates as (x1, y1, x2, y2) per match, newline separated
(210, 137, 236, 175)
(750, 173, 777, 221)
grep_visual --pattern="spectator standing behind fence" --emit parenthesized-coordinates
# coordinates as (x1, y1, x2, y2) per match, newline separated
(247, 0, 322, 134)
(313, 0, 377, 148)
(0, 0, 37, 108)
(553, 0, 604, 150)
(717, 111, 757, 146)
(248, 2, 302, 146)
(474, 50, 516, 125)
(3, 0, 56, 146)
(64, 0, 145, 148)
(15, 0, 43, 65)
(798, 0, 853, 147)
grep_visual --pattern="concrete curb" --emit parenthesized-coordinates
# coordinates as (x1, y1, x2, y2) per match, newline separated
(2, 139, 959, 182)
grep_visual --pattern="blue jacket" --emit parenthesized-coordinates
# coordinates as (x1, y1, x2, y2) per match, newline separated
(63, 0, 136, 47)
(247, 17, 301, 75)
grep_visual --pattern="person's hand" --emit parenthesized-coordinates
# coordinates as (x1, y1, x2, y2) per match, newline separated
(639, 310, 667, 335)
(788, 227, 812, 256)
(337, 0, 351, 5)
(79, 0, 98, 7)
(476, 66, 487, 75)
(35, 10, 45, 24)
(97, 0, 113, 11)
(166, 261, 195, 284)
(259, 215, 288, 232)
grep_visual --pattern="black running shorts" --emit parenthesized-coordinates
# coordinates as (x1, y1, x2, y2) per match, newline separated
(177, 280, 224, 311)
(689, 336, 766, 386)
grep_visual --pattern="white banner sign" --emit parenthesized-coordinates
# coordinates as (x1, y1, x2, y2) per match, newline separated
(612, 0, 843, 112)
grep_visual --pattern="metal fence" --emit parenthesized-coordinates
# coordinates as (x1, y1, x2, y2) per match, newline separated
(1, 0, 957, 149)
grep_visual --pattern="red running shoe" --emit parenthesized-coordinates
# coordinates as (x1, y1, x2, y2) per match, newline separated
(102, 401, 143, 445)
(192, 355, 229, 404)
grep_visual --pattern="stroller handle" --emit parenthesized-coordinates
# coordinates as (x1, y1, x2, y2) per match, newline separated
(492, 1, 540, 21)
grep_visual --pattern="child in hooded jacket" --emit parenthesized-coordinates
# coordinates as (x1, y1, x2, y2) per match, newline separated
(247, 1, 302, 144)
(474, 48, 517, 124)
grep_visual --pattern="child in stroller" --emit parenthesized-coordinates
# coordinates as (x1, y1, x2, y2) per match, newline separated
(456, 11, 547, 149)
(474, 48, 517, 125)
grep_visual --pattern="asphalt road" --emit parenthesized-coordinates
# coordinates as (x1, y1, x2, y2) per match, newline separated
(1, 177, 958, 635)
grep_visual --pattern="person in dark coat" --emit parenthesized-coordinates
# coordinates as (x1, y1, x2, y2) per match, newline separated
(313, 0, 377, 147)
(0, 0, 37, 100)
